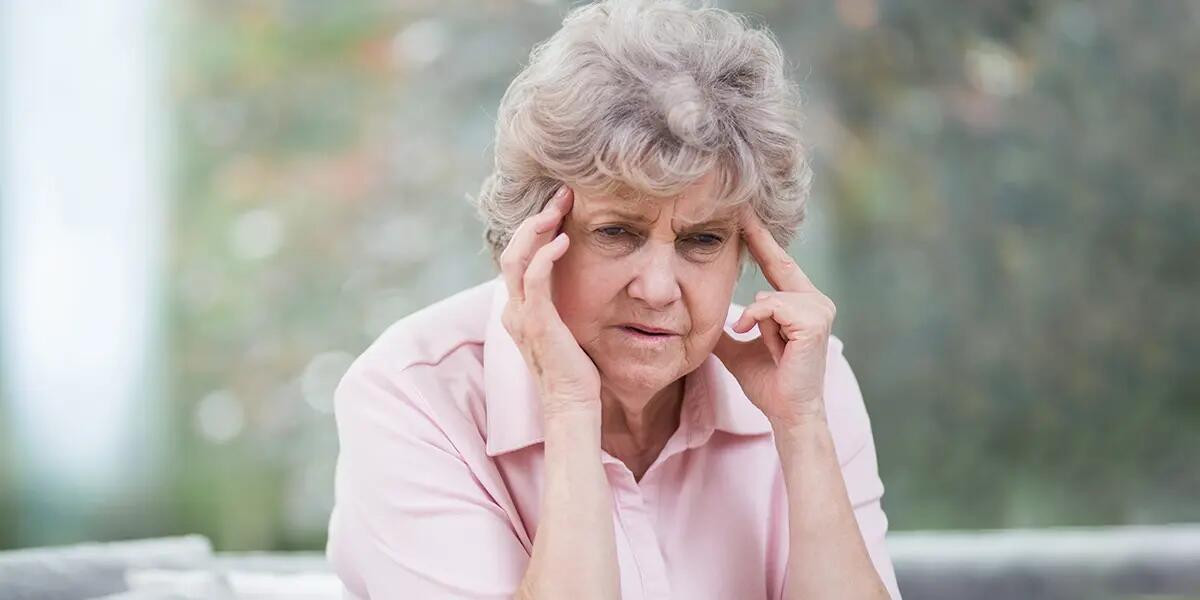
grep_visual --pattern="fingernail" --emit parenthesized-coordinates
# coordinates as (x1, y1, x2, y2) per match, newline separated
(756, 291, 769, 300)
(554, 185, 568, 199)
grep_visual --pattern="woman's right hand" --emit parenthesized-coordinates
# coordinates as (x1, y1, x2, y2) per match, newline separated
(499, 184, 601, 415)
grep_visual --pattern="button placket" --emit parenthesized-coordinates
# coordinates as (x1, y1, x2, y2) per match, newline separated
(603, 455, 673, 599)
(621, 486, 673, 599)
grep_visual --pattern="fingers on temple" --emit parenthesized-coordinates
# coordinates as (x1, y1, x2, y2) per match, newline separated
(523, 232, 570, 308)
(500, 185, 573, 301)
(739, 205, 815, 293)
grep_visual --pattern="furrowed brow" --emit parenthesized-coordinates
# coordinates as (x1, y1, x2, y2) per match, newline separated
(588, 208, 735, 233)
(590, 208, 656, 223)
(672, 216, 737, 234)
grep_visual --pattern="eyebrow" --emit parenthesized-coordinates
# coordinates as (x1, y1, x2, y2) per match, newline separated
(590, 209, 737, 233)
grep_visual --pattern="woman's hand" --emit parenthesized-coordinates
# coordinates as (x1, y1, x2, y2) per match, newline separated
(505, 188, 619, 600)
(714, 204, 838, 428)
(717, 207, 890, 600)
(500, 184, 601, 414)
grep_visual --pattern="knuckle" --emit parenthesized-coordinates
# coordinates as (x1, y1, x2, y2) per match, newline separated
(528, 211, 554, 230)
(501, 310, 524, 339)
(798, 314, 827, 333)
(499, 251, 521, 272)
(820, 313, 835, 332)
(514, 216, 536, 234)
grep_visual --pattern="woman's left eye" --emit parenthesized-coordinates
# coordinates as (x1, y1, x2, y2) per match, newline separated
(685, 233, 724, 247)
(597, 226, 629, 238)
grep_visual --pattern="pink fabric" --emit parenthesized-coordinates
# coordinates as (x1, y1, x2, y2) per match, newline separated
(326, 276, 901, 599)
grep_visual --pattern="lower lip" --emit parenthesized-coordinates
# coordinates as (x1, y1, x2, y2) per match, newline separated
(617, 326, 678, 346)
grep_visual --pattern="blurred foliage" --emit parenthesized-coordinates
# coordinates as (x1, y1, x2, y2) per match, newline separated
(168, 0, 1199, 550)
(6, 0, 1195, 551)
(161, 0, 553, 550)
(806, 1, 1200, 529)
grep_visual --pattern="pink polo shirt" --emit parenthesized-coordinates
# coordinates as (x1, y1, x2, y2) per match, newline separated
(326, 276, 901, 599)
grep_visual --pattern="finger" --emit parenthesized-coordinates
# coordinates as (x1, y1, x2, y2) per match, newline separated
(522, 231, 570, 308)
(752, 291, 785, 363)
(736, 293, 811, 339)
(501, 185, 572, 301)
(731, 296, 784, 364)
(746, 291, 838, 342)
(730, 298, 778, 333)
(757, 313, 785, 364)
(738, 204, 816, 293)
(713, 329, 775, 384)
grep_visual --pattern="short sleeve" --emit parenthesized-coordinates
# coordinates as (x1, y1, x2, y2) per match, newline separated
(825, 340, 903, 600)
(326, 358, 530, 599)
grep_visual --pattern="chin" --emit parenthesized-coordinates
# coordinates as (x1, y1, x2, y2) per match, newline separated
(594, 353, 682, 395)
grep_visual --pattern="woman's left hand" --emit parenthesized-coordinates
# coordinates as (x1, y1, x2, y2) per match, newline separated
(713, 205, 838, 428)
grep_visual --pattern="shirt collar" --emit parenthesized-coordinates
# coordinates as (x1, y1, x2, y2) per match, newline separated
(482, 276, 772, 457)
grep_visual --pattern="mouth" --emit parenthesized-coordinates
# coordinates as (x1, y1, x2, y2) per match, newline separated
(618, 324, 680, 339)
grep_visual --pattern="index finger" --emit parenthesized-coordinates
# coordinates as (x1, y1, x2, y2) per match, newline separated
(500, 185, 573, 302)
(738, 203, 815, 292)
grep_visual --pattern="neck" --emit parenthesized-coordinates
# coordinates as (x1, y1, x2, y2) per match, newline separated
(599, 378, 685, 480)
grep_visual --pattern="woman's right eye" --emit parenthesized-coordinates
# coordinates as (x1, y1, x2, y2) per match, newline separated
(593, 226, 639, 252)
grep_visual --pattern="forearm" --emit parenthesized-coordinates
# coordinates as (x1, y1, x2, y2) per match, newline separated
(773, 411, 889, 600)
(517, 405, 621, 600)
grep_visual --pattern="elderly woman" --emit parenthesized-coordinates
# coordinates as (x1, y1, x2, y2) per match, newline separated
(326, 1, 900, 599)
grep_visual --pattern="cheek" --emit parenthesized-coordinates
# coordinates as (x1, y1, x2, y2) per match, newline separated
(551, 246, 627, 332)
(681, 265, 739, 342)
(684, 298, 730, 347)
(558, 246, 624, 293)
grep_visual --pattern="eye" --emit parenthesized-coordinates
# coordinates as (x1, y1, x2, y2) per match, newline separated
(597, 226, 631, 238)
(683, 233, 725, 249)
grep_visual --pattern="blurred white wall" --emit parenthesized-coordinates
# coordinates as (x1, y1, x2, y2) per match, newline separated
(1, 0, 165, 539)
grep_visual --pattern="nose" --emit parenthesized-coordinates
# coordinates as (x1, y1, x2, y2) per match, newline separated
(625, 242, 681, 309)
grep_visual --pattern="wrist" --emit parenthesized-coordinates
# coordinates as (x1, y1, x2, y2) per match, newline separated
(770, 413, 839, 480)
(768, 402, 827, 434)
(542, 396, 601, 421)
(543, 400, 601, 444)
(769, 409, 830, 445)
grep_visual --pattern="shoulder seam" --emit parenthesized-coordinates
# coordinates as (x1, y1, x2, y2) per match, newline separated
(395, 336, 485, 372)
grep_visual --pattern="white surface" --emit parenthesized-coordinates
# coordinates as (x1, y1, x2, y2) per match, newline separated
(0, 0, 165, 497)
(124, 568, 342, 600)
(888, 523, 1200, 567)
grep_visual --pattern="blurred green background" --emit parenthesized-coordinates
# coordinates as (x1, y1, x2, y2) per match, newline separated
(1, 0, 1197, 553)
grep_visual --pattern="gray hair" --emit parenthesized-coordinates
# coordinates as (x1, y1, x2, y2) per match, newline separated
(473, 0, 812, 264)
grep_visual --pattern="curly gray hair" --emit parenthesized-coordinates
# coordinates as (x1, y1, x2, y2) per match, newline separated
(473, 0, 812, 264)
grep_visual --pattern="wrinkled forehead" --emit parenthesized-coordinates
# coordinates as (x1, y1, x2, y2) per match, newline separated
(574, 177, 741, 228)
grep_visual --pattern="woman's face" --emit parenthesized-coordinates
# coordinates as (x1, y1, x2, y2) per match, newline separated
(552, 171, 742, 400)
